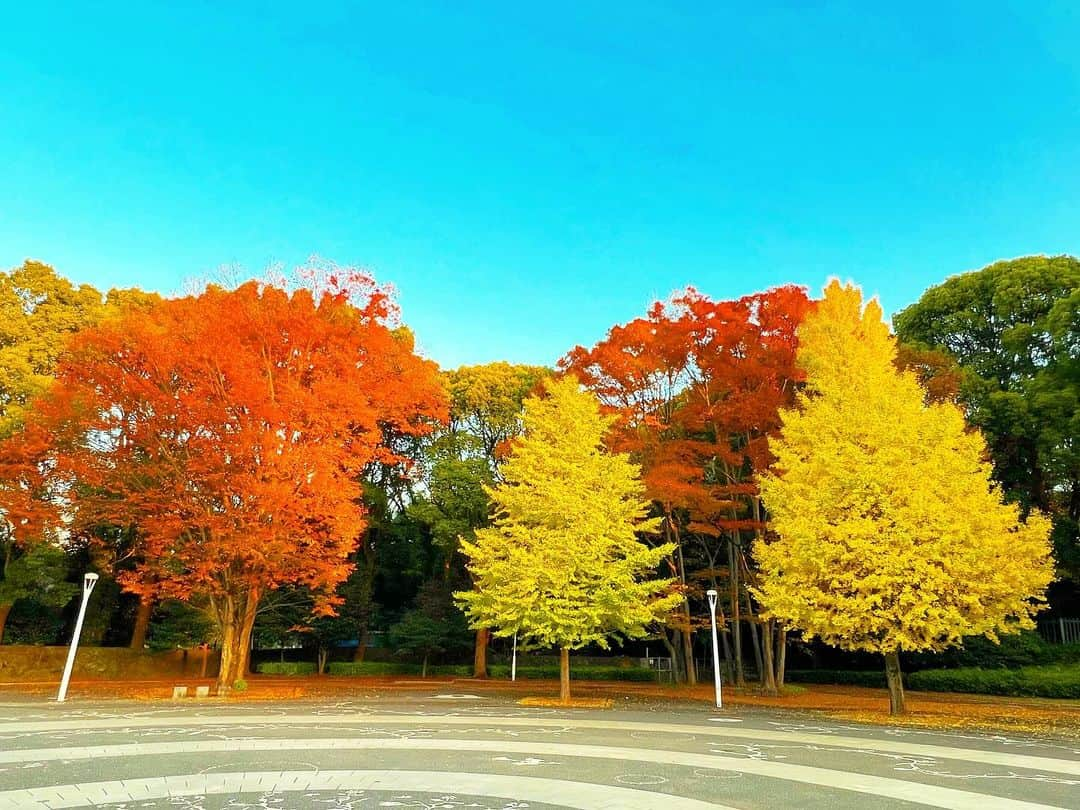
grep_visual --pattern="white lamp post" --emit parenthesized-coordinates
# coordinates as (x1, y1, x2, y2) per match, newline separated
(511, 632, 518, 682)
(57, 573, 99, 703)
(706, 588, 722, 709)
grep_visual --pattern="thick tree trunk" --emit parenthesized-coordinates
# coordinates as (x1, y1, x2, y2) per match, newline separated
(353, 628, 368, 662)
(129, 597, 153, 650)
(317, 645, 329, 675)
(559, 647, 570, 703)
(473, 627, 489, 678)
(216, 598, 239, 692)
(236, 591, 258, 678)
(0, 602, 11, 645)
(214, 589, 260, 692)
(884, 650, 906, 715)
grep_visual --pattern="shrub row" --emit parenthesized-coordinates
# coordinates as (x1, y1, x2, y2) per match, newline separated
(256, 661, 317, 675)
(259, 659, 1079, 697)
(904, 633, 1080, 671)
(907, 665, 1080, 699)
(314, 661, 657, 681)
(786, 664, 1080, 699)
(488, 664, 657, 682)
(326, 662, 474, 677)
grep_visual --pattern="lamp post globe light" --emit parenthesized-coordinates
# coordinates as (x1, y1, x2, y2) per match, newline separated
(57, 572, 99, 703)
(706, 588, 722, 709)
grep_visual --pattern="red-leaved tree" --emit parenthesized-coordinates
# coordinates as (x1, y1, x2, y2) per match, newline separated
(562, 285, 812, 692)
(23, 269, 446, 688)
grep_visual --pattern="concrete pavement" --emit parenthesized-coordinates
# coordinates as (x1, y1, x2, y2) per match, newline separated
(0, 691, 1076, 808)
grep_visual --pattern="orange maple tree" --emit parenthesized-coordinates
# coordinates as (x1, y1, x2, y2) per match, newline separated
(24, 269, 447, 687)
(562, 285, 812, 691)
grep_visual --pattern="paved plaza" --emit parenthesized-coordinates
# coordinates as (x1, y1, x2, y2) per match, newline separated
(0, 691, 1076, 809)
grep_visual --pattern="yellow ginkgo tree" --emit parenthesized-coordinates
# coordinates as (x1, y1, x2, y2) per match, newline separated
(455, 375, 680, 702)
(753, 280, 1054, 714)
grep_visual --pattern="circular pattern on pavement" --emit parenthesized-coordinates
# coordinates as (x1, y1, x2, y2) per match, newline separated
(0, 698, 1075, 809)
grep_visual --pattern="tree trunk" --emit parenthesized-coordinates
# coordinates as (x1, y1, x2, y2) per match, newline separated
(214, 589, 260, 691)
(884, 650, 906, 715)
(559, 647, 570, 703)
(742, 568, 764, 678)
(775, 628, 787, 690)
(421, 653, 429, 678)
(0, 602, 11, 645)
(660, 628, 682, 683)
(746, 611, 763, 678)
(353, 628, 368, 662)
(681, 626, 697, 686)
(317, 645, 329, 675)
(129, 597, 153, 650)
(236, 590, 258, 678)
(671, 518, 697, 686)
(760, 619, 778, 696)
(728, 539, 745, 686)
(473, 627, 489, 678)
(216, 597, 239, 692)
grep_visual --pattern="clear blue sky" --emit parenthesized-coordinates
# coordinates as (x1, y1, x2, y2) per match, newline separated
(2, 2, 1078, 368)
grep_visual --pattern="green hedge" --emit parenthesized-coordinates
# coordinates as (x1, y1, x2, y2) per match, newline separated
(487, 664, 657, 682)
(256, 661, 317, 675)
(324, 661, 656, 681)
(908, 665, 1080, 699)
(785, 669, 888, 688)
(905, 632, 1080, 671)
(327, 662, 473, 677)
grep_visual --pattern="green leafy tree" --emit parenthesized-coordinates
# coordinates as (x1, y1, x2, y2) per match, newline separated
(390, 579, 472, 676)
(0, 262, 160, 648)
(305, 574, 379, 674)
(0, 544, 77, 643)
(411, 362, 551, 677)
(0, 261, 106, 438)
(79, 573, 121, 646)
(894, 255, 1080, 581)
(456, 376, 680, 701)
(148, 599, 217, 652)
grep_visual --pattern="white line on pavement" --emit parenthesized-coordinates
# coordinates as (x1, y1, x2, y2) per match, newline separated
(0, 738, 1067, 810)
(1, 713, 1075, 776)
(0, 769, 732, 810)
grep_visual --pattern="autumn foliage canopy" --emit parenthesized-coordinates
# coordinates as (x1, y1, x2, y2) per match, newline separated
(17, 269, 447, 683)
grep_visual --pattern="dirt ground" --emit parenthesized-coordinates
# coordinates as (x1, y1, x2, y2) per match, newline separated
(3, 674, 1078, 738)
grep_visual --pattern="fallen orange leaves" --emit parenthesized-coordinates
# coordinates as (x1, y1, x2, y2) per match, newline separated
(4, 676, 1076, 738)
